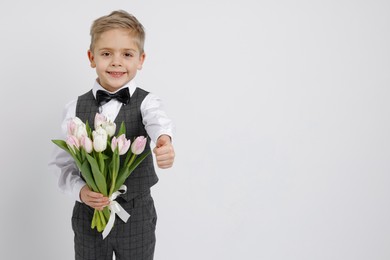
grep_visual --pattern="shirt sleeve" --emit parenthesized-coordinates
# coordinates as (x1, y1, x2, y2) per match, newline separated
(48, 99, 86, 202)
(141, 93, 175, 143)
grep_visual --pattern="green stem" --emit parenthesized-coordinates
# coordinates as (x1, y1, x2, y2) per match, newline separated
(98, 210, 106, 228)
(127, 153, 136, 168)
(103, 207, 110, 220)
(91, 210, 97, 229)
(98, 152, 105, 176)
(109, 175, 116, 196)
(96, 211, 102, 232)
(109, 150, 119, 196)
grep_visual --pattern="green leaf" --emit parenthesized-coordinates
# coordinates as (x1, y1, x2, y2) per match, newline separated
(53, 139, 83, 167)
(123, 150, 134, 167)
(52, 140, 69, 153)
(128, 151, 151, 173)
(85, 120, 92, 138)
(105, 140, 113, 158)
(108, 150, 120, 196)
(117, 122, 126, 137)
(113, 149, 119, 178)
(98, 152, 105, 177)
(101, 152, 110, 160)
(114, 151, 151, 192)
(114, 168, 130, 192)
(80, 148, 86, 162)
(80, 160, 99, 192)
(86, 153, 108, 196)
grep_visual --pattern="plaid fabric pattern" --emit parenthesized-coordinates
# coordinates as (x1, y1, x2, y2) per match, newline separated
(73, 88, 159, 259)
(76, 88, 159, 201)
(72, 191, 157, 260)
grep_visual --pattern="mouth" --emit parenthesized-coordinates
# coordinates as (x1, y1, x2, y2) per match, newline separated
(107, 71, 126, 78)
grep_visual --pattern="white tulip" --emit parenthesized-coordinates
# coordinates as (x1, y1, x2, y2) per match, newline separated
(103, 121, 116, 137)
(92, 127, 108, 152)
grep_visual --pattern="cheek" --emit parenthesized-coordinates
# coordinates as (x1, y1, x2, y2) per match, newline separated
(126, 63, 138, 72)
(96, 63, 107, 72)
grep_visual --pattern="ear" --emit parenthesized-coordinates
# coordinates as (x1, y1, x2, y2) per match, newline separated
(87, 50, 96, 68)
(137, 52, 146, 70)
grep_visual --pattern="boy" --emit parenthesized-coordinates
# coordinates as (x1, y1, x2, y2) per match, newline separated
(50, 10, 175, 260)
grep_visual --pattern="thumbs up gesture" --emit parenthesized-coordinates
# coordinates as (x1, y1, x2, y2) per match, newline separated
(153, 135, 175, 169)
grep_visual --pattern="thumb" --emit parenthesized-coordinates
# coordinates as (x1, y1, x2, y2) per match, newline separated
(156, 135, 171, 148)
(153, 138, 163, 155)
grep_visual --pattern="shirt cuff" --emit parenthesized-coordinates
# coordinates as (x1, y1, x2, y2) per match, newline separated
(73, 179, 87, 202)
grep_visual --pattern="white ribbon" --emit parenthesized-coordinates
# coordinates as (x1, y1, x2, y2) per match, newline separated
(102, 185, 130, 239)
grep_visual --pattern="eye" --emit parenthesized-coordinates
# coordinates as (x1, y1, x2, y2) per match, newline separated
(124, 52, 134, 58)
(101, 52, 110, 57)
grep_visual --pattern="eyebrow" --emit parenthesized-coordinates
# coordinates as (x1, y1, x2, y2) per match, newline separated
(98, 48, 138, 52)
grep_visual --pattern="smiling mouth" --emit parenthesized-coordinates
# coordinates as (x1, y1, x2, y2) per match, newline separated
(107, 71, 126, 78)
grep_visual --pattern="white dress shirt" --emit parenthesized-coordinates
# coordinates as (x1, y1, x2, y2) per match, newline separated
(49, 79, 174, 202)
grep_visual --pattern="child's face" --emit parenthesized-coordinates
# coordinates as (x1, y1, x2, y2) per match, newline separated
(88, 28, 145, 92)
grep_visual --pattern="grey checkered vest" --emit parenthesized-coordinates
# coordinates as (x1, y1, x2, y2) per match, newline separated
(76, 87, 158, 201)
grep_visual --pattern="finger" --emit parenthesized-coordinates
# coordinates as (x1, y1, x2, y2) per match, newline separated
(156, 148, 174, 164)
(86, 199, 110, 210)
(154, 145, 174, 156)
(85, 192, 109, 203)
(156, 135, 171, 148)
(90, 205, 105, 211)
(87, 197, 109, 205)
(158, 162, 173, 169)
(157, 157, 174, 168)
(153, 145, 169, 154)
(156, 154, 174, 165)
(157, 161, 173, 169)
(86, 191, 104, 198)
(156, 152, 173, 161)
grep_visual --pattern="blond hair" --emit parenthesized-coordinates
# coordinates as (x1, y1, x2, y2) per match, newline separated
(89, 10, 145, 53)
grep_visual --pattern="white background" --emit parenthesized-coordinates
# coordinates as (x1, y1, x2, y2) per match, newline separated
(1, 0, 389, 259)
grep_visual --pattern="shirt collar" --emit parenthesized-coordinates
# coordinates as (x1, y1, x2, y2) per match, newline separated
(92, 79, 137, 98)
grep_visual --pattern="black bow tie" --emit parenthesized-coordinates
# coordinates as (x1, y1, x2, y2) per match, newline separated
(96, 88, 130, 106)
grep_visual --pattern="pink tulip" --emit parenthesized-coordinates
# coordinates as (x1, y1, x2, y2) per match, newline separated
(80, 136, 93, 153)
(67, 120, 76, 136)
(94, 113, 107, 129)
(66, 135, 80, 153)
(67, 117, 87, 140)
(131, 136, 147, 155)
(94, 113, 116, 137)
(111, 134, 131, 155)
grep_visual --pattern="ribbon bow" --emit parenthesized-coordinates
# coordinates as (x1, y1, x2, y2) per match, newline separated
(96, 87, 130, 106)
(102, 185, 130, 239)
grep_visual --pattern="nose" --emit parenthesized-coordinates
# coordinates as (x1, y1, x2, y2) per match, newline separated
(110, 55, 122, 67)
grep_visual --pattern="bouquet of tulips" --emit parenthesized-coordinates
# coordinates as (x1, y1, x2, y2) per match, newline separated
(52, 113, 149, 237)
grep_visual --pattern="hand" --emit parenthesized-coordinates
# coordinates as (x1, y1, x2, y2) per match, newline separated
(80, 185, 110, 210)
(153, 135, 175, 169)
